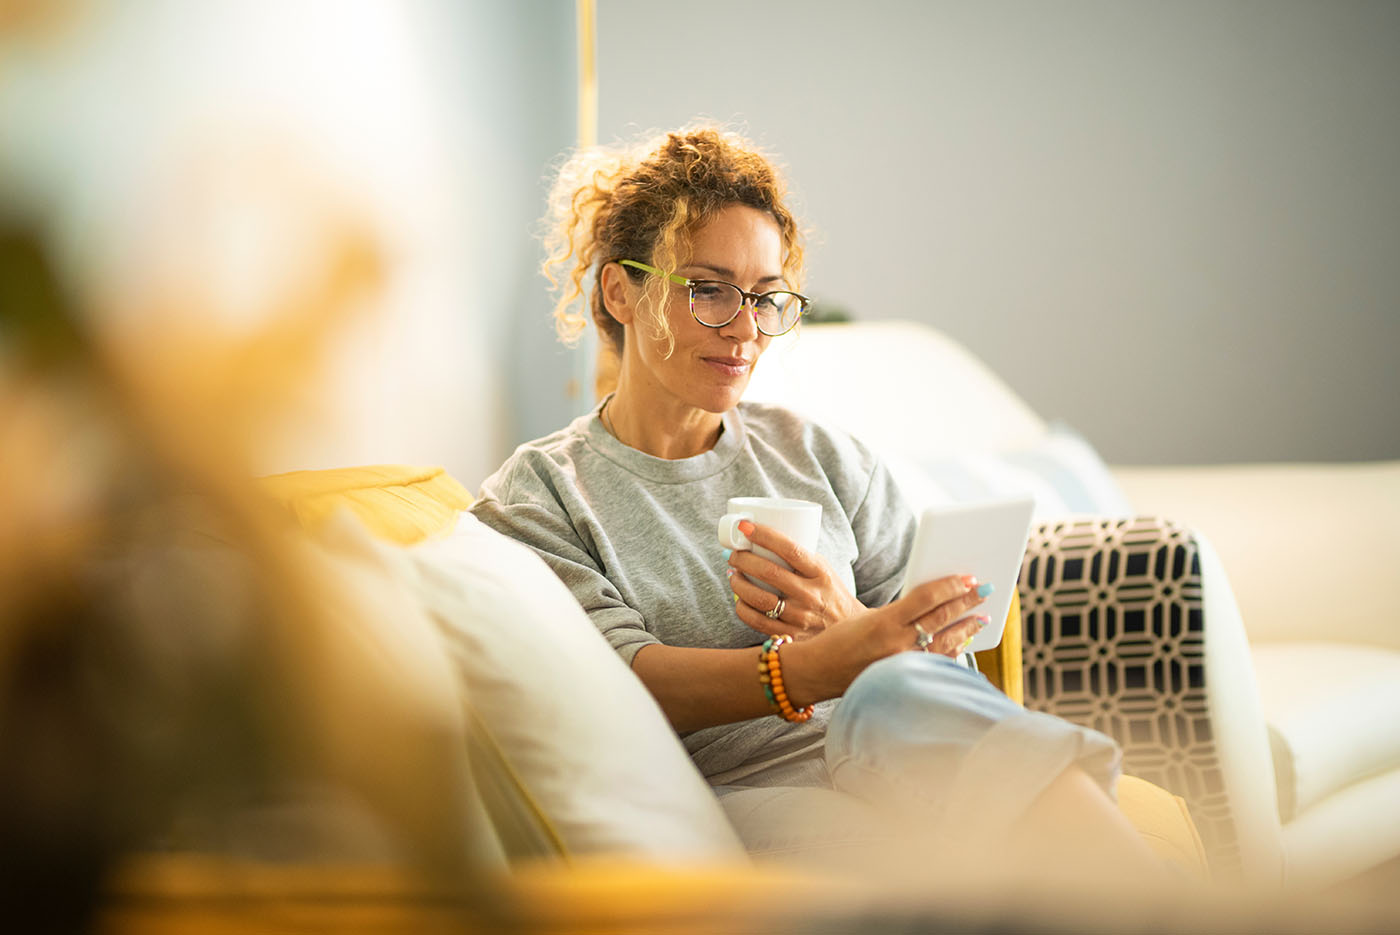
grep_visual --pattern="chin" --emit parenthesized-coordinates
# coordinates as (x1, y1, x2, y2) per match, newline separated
(693, 386, 746, 415)
(719, 390, 750, 414)
(682, 362, 753, 413)
(718, 377, 754, 410)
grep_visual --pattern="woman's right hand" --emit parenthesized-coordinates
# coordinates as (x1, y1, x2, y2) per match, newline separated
(781, 575, 990, 706)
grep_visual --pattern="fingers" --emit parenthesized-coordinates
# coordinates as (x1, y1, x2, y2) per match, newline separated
(727, 565, 812, 636)
(727, 548, 806, 601)
(728, 568, 786, 614)
(727, 532, 861, 633)
(930, 585, 989, 634)
(918, 613, 989, 657)
(732, 592, 808, 640)
(888, 575, 992, 656)
(734, 520, 822, 577)
(891, 575, 989, 627)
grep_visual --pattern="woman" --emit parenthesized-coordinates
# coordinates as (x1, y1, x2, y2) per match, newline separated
(471, 126, 1163, 879)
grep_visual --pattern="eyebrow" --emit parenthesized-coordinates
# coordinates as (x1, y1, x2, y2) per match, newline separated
(685, 264, 784, 285)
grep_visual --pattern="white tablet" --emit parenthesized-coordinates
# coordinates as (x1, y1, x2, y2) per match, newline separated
(898, 496, 1036, 655)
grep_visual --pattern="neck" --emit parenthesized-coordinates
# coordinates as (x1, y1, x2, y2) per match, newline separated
(605, 385, 723, 460)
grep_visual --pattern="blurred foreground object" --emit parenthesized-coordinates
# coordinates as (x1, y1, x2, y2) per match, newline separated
(0, 215, 488, 930)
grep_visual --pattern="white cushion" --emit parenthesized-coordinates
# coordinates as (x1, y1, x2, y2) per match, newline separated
(405, 513, 746, 861)
(896, 423, 1133, 522)
(747, 323, 1127, 522)
(1280, 767, 1400, 887)
(746, 321, 1047, 459)
(1253, 642, 1400, 822)
(717, 785, 899, 868)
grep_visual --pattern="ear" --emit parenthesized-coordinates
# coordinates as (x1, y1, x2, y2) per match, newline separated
(599, 262, 636, 326)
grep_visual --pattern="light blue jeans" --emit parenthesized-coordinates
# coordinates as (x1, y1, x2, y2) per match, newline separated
(823, 651, 1122, 845)
(717, 651, 1122, 860)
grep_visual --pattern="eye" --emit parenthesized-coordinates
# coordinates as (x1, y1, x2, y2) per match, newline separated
(692, 283, 728, 299)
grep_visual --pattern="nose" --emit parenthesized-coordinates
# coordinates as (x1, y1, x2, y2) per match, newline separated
(718, 296, 761, 341)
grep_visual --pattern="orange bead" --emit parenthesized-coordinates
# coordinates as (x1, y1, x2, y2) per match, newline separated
(762, 636, 813, 723)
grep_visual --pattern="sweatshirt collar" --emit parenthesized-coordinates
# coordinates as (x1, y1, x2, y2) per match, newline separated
(585, 395, 746, 483)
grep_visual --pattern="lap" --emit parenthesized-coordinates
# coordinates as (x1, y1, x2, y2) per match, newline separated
(824, 652, 1122, 842)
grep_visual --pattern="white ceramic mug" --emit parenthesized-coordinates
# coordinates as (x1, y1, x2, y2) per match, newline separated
(716, 497, 822, 595)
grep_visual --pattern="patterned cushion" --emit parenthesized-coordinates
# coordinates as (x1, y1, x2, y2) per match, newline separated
(1018, 516, 1239, 874)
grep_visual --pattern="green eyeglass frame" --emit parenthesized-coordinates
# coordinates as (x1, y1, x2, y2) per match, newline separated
(618, 259, 809, 336)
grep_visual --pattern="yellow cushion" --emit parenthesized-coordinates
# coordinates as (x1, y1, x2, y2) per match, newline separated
(973, 590, 1023, 704)
(260, 465, 472, 544)
(1117, 775, 1210, 878)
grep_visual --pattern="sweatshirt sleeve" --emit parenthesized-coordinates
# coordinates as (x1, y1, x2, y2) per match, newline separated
(468, 454, 661, 666)
(847, 449, 918, 609)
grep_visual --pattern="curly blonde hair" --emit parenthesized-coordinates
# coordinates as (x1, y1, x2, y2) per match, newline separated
(541, 125, 805, 357)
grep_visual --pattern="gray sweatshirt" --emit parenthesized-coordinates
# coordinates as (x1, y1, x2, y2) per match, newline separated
(469, 400, 916, 785)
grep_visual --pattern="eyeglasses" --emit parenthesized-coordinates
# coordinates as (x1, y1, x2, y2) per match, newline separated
(619, 259, 809, 337)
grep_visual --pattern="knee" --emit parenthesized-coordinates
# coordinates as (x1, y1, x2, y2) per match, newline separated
(842, 652, 969, 720)
(825, 653, 993, 775)
(836, 651, 1020, 745)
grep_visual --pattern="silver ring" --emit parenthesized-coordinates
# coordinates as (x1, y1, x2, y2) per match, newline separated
(766, 597, 786, 621)
(914, 623, 934, 651)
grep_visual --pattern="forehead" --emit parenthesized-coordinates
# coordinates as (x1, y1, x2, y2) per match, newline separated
(682, 204, 783, 273)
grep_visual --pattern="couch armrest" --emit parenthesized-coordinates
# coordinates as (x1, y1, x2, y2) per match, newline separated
(1018, 516, 1283, 884)
(1112, 462, 1400, 650)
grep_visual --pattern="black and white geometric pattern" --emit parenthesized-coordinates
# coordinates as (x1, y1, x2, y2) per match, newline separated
(1018, 516, 1238, 875)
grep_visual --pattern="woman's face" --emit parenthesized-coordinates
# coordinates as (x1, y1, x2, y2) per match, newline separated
(620, 203, 785, 418)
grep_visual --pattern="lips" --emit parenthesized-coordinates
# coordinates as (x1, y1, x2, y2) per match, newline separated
(703, 355, 752, 376)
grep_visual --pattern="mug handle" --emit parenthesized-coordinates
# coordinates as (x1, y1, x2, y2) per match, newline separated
(717, 512, 754, 550)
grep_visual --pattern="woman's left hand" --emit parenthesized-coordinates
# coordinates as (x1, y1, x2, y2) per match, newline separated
(726, 520, 864, 639)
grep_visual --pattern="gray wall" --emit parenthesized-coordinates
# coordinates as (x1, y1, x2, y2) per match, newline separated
(595, 0, 1400, 465)
(441, 1, 591, 455)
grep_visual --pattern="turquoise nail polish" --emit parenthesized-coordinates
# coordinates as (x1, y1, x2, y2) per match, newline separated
(977, 582, 994, 598)
(722, 549, 732, 559)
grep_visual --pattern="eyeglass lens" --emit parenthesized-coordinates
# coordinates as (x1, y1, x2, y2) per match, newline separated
(690, 282, 803, 334)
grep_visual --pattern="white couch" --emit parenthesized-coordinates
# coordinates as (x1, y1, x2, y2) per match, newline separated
(745, 320, 1400, 889)
(1115, 460, 1400, 886)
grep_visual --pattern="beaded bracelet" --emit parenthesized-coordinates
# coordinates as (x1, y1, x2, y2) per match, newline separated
(757, 638, 780, 710)
(758, 635, 814, 723)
